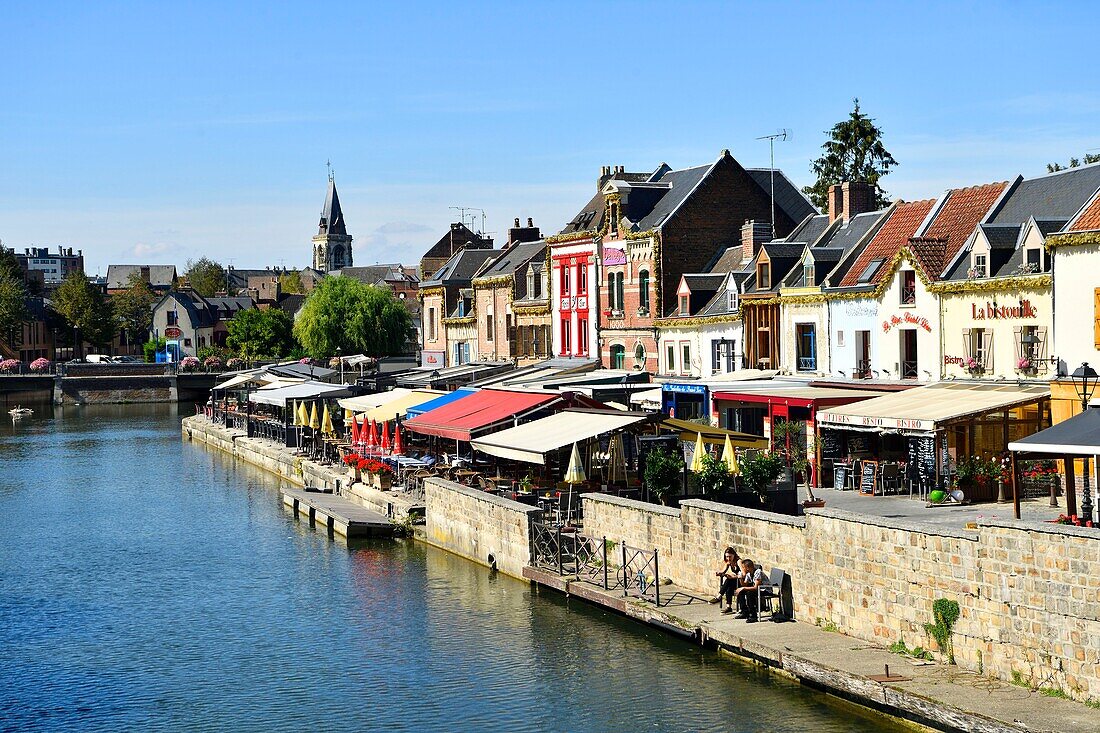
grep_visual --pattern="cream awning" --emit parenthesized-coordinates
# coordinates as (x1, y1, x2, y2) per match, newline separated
(817, 382, 1050, 433)
(338, 389, 413, 412)
(213, 373, 257, 391)
(629, 387, 663, 407)
(248, 381, 352, 407)
(361, 389, 446, 423)
(470, 409, 652, 465)
(660, 417, 770, 449)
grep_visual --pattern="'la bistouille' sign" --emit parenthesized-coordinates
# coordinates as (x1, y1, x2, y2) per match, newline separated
(970, 300, 1038, 320)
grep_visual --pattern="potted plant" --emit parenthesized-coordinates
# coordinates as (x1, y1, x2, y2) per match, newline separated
(644, 447, 684, 505)
(29, 357, 51, 373)
(738, 451, 786, 501)
(794, 455, 825, 507)
(964, 357, 983, 376)
(519, 474, 535, 493)
(696, 453, 732, 496)
(342, 452, 363, 482)
(1016, 356, 1036, 376)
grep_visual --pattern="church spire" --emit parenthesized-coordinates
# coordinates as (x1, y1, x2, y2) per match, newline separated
(312, 169, 353, 272)
(317, 178, 347, 237)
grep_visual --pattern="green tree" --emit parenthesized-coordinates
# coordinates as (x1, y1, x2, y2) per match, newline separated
(279, 269, 305, 294)
(185, 257, 226, 297)
(112, 271, 156, 345)
(0, 247, 29, 346)
(293, 277, 412, 358)
(1047, 152, 1100, 173)
(802, 98, 898, 213)
(226, 307, 296, 358)
(52, 271, 117, 354)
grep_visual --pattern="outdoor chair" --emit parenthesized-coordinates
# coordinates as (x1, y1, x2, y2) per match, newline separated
(757, 567, 787, 621)
(879, 463, 902, 494)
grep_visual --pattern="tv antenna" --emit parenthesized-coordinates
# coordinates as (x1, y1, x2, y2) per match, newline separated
(449, 206, 487, 233)
(756, 129, 790, 235)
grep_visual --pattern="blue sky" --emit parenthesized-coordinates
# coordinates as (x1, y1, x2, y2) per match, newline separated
(1, 1, 1097, 275)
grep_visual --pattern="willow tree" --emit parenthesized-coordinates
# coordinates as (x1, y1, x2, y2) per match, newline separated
(292, 276, 412, 358)
(802, 98, 898, 212)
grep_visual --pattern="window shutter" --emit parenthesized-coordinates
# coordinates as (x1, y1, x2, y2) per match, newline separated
(981, 330, 993, 370)
(1013, 326, 1022, 361)
(1037, 327, 1049, 370)
(962, 328, 973, 359)
(1095, 289, 1100, 349)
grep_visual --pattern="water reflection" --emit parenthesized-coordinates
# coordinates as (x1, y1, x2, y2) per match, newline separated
(0, 405, 902, 732)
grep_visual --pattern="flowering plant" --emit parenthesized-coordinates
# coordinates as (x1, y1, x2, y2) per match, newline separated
(203, 356, 222, 369)
(328, 357, 341, 369)
(0, 359, 21, 374)
(226, 357, 244, 369)
(966, 267, 985, 279)
(1051, 513, 1094, 528)
(29, 358, 52, 372)
(343, 452, 363, 467)
(179, 356, 200, 371)
(1017, 357, 1033, 371)
(298, 357, 314, 365)
(964, 356, 982, 372)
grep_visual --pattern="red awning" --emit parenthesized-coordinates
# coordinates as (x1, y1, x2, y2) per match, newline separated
(403, 389, 560, 442)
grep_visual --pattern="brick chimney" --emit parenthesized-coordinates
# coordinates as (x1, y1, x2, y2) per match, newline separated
(507, 217, 541, 245)
(741, 220, 773, 259)
(828, 181, 876, 223)
(598, 165, 613, 191)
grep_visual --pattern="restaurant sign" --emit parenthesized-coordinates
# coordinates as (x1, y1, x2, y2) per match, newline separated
(970, 299, 1038, 320)
(881, 311, 933, 333)
(818, 410, 933, 433)
(164, 326, 182, 339)
(662, 382, 707, 395)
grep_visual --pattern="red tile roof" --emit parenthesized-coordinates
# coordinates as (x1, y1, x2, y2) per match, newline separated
(838, 200, 935, 287)
(915, 181, 1008, 276)
(1069, 192, 1100, 231)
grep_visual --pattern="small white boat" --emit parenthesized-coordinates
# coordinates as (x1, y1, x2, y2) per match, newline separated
(8, 406, 33, 419)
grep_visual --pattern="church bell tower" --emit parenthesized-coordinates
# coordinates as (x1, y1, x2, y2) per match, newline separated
(312, 171, 353, 272)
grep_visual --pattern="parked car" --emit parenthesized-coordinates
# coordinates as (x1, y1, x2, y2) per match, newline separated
(111, 355, 143, 363)
(84, 355, 112, 364)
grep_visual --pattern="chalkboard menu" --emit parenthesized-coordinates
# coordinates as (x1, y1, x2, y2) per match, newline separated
(833, 464, 850, 490)
(847, 434, 871, 456)
(908, 436, 936, 480)
(858, 460, 878, 495)
(821, 431, 843, 459)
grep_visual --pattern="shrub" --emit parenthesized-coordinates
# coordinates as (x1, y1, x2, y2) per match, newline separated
(226, 357, 244, 370)
(0, 359, 21, 374)
(696, 453, 733, 495)
(644, 447, 684, 504)
(143, 338, 167, 363)
(203, 356, 223, 370)
(923, 598, 961, 664)
(738, 451, 786, 497)
(179, 356, 200, 371)
(29, 357, 52, 373)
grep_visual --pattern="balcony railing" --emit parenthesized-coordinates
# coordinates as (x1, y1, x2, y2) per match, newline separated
(797, 356, 817, 372)
(901, 360, 918, 379)
(900, 287, 916, 305)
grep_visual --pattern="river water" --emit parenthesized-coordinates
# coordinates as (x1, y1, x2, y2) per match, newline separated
(0, 405, 902, 732)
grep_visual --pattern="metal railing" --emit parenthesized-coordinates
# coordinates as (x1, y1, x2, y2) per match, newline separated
(797, 356, 817, 372)
(619, 542, 661, 606)
(530, 521, 611, 590)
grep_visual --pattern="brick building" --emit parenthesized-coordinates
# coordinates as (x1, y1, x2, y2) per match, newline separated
(472, 218, 544, 363)
(549, 151, 814, 370)
(418, 247, 499, 367)
(418, 222, 494, 279)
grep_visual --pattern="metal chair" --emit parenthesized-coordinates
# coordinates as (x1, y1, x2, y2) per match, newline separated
(879, 463, 902, 495)
(757, 567, 787, 620)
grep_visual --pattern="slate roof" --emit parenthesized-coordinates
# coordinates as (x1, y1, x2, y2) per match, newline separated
(421, 223, 493, 260)
(226, 268, 280, 291)
(914, 181, 1009, 276)
(697, 282, 739, 317)
(337, 265, 418, 285)
(106, 264, 177, 290)
(1068, 191, 1100, 231)
(205, 296, 255, 320)
(838, 199, 936, 287)
(422, 248, 499, 286)
(816, 210, 884, 254)
(474, 240, 546, 279)
(980, 223, 1023, 249)
(635, 164, 712, 230)
(318, 179, 347, 236)
(705, 245, 744, 274)
(277, 294, 306, 315)
(988, 163, 1100, 225)
(156, 291, 215, 328)
(559, 169, 651, 235)
(745, 169, 818, 224)
(783, 213, 831, 246)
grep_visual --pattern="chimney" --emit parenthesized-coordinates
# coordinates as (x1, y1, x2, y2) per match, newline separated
(507, 217, 541, 245)
(829, 181, 876, 223)
(527, 217, 533, 227)
(741, 220, 773, 259)
(598, 165, 613, 191)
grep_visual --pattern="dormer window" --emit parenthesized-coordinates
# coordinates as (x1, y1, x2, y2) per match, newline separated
(679, 294, 689, 314)
(969, 253, 987, 279)
(900, 270, 916, 305)
(1025, 248, 1042, 273)
(727, 291, 737, 311)
(758, 262, 771, 290)
(803, 261, 814, 286)
(527, 270, 535, 298)
(606, 201, 619, 234)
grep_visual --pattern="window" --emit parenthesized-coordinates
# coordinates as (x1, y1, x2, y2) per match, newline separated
(857, 258, 884, 283)
(665, 342, 676, 374)
(578, 263, 587, 294)
(679, 295, 689, 314)
(757, 262, 770, 289)
(965, 328, 991, 371)
(561, 319, 571, 355)
(527, 271, 535, 298)
(562, 266, 571, 295)
(796, 324, 817, 371)
(837, 330, 846, 347)
(727, 291, 737, 311)
(973, 253, 987, 278)
(578, 319, 588, 355)
(900, 329, 918, 378)
(610, 344, 625, 369)
(606, 274, 617, 309)
(1095, 288, 1100, 350)
(184, 338, 192, 347)
(711, 339, 736, 374)
(485, 314, 493, 342)
(855, 330, 871, 378)
(634, 342, 646, 366)
(638, 270, 650, 311)
(610, 272, 624, 311)
(1026, 248, 1041, 271)
(1016, 325, 1047, 372)
(428, 307, 436, 341)
(900, 270, 916, 305)
(681, 342, 691, 375)
(167, 310, 178, 326)
(803, 261, 814, 286)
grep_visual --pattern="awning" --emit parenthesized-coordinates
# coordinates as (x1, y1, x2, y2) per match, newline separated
(404, 388, 477, 418)
(213, 373, 258, 391)
(361, 389, 445, 423)
(630, 387, 663, 407)
(267, 362, 337, 380)
(470, 409, 653, 464)
(249, 381, 352, 407)
(818, 382, 1050, 433)
(1009, 409, 1100, 455)
(660, 417, 770, 449)
(339, 388, 414, 412)
(404, 389, 560, 442)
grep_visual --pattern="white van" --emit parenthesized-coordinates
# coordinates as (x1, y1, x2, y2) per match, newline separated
(84, 354, 112, 364)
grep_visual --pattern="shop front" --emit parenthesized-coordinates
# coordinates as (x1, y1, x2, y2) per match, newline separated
(661, 382, 708, 420)
(817, 382, 1050, 500)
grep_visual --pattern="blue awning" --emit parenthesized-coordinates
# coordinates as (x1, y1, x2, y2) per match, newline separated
(404, 387, 477, 418)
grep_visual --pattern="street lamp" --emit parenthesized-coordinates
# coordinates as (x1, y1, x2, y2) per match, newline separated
(1070, 362, 1099, 521)
(336, 346, 343, 384)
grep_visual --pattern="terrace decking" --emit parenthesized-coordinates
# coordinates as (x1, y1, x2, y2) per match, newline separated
(281, 488, 394, 538)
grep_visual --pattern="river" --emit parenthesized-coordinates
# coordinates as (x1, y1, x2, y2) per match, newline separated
(0, 404, 903, 732)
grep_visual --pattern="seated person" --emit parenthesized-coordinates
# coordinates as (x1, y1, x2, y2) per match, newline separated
(735, 559, 765, 622)
(709, 547, 741, 613)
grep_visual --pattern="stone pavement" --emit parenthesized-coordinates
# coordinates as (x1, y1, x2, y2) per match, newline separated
(524, 567, 1100, 733)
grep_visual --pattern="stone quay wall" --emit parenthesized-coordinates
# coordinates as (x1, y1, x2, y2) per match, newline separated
(423, 477, 542, 580)
(582, 493, 1100, 702)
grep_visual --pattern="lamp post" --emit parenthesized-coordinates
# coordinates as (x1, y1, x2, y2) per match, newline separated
(1071, 362, 1099, 521)
(336, 346, 343, 384)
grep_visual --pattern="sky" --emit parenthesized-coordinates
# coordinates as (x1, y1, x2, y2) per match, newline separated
(1, 1, 1098, 276)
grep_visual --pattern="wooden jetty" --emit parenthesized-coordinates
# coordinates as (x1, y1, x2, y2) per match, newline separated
(281, 488, 394, 539)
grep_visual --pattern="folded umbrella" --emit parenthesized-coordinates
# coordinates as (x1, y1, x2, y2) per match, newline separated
(380, 420, 391, 453)
(309, 402, 320, 430)
(321, 403, 334, 435)
(689, 430, 706, 473)
(392, 423, 404, 455)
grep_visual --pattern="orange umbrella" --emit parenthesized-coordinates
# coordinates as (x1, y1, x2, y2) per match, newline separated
(380, 420, 391, 454)
(392, 423, 404, 455)
(367, 419, 379, 450)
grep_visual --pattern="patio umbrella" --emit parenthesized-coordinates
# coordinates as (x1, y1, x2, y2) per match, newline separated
(367, 419, 379, 451)
(722, 435, 739, 473)
(380, 420, 391, 454)
(349, 414, 360, 445)
(344, 408, 354, 423)
(689, 430, 707, 473)
(607, 433, 627, 485)
(562, 442, 586, 527)
(321, 403, 334, 435)
(309, 402, 320, 430)
(291, 400, 300, 427)
(392, 423, 405, 455)
(296, 400, 309, 427)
